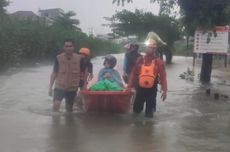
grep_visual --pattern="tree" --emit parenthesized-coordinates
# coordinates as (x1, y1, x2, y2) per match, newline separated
(112, 0, 178, 15)
(0, 0, 9, 15)
(112, 0, 230, 83)
(112, 0, 133, 6)
(106, 9, 181, 64)
(178, 0, 230, 29)
(53, 11, 81, 31)
(178, 0, 230, 83)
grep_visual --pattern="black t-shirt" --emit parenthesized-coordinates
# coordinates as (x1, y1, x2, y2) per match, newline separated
(83, 58, 93, 73)
(125, 51, 141, 75)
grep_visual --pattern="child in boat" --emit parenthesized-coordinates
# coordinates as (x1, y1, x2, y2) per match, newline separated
(98, 55, 123, 87)
(90, 55, 123, 91)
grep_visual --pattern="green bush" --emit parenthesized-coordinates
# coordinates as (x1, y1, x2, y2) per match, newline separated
(0, 16, 121, 67)
(174, 40, 194, 56)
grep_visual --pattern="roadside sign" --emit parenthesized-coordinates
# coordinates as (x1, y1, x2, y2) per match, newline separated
(194, 26, 229, 54)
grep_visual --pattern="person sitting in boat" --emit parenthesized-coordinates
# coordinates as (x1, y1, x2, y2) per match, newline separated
(98, 55, 123, 87)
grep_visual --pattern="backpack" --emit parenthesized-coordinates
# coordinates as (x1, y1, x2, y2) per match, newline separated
(139, 59, 157, 88)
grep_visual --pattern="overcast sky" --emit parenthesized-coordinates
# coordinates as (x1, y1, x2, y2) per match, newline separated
(6, 0, 160, 34)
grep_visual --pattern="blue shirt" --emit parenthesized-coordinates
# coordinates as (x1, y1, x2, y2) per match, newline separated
(98, 67, 123, 86)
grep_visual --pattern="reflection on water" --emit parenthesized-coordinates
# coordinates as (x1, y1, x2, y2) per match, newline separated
(47, 115, 80, 152)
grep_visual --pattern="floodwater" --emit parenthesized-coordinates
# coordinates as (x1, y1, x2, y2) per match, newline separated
(0, 54, 230, 152)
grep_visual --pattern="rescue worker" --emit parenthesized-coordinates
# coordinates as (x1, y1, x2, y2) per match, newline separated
(48, 39, 85, 112)
(123, 43, 141, 83)
(75, 47, 93, 110)
(123, 43, 131, 76)
(79, 47, 93, 90)
(127, 35, 167, 118)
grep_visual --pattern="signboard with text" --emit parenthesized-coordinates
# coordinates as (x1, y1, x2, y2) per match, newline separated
(194, 26, 229, 54)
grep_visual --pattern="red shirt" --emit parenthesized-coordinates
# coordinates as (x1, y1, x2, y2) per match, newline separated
(128, 54, 168, 92)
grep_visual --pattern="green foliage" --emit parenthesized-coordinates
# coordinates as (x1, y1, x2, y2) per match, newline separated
(174, 40, 193, 56)
(53, 11, 81, 31)
(112, 0, 230, 35)
(112, 0, 133, 6)
(0, 0, 9, 15)
(0, 16, 121, 67)
(112, 0, 177, 15)
(107, 9, 181, 47)
(178, 0, 230, 30)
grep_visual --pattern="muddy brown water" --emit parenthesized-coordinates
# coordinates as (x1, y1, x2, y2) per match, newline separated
(0, 54, 230, 152)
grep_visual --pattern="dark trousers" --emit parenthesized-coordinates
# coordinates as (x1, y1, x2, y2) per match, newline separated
(133, 84, 158, 116)
(53, 88, 77, 112)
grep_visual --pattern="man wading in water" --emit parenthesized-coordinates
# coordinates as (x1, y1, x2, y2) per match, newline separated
(49, 39, 85, 112)
(127, 33, 168, 118)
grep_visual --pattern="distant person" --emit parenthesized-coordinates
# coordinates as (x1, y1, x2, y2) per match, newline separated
(127, 35, 167, 118)
(123, 43, 131, 77)
(49, 39, 85, 112)
(123, 43, 141, 83)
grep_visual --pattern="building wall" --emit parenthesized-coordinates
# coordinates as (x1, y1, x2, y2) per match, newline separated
(39, 9, 63, 19)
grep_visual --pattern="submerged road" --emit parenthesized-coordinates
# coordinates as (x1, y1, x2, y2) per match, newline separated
(0, 54, 230, 152)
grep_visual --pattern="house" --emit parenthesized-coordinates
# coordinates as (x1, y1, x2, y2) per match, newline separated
(38, 8, 64, 19)
(11, 11, 39, 20)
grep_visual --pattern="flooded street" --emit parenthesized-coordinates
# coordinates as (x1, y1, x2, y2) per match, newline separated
(0, 54, 230, 152)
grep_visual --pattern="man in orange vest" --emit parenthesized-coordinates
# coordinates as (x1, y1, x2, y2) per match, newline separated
(127, 38, 167, 118)
(49, 39, 85, 112)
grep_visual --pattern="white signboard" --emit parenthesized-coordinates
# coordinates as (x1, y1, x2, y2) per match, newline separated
(194, 26, 229, 54)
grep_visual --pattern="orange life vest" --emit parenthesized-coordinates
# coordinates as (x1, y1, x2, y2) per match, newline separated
(139, 59, 157, 88)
